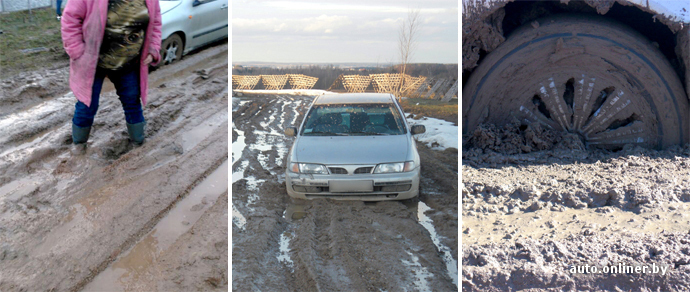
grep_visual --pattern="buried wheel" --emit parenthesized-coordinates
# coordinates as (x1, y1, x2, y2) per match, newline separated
(463, 14, 689, 150)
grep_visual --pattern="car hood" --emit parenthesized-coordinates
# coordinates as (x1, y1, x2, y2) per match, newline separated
(160, 1, 182, 15)
(293, 135, 409, 165)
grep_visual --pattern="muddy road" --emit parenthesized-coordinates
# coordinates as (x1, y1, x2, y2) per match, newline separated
(232, 93, 458, 291)
(0, 42, 229, 291)
(462, 134, 690, 291)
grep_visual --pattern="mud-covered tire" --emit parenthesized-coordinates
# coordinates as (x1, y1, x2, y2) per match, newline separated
(156, 34, 184, 68)
(463, 14, 689, 149)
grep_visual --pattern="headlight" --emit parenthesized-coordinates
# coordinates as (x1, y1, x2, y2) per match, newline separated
(290, 163, 328, 174)
(374, 161, 415, 173)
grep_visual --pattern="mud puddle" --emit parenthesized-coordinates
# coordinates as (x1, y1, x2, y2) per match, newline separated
(463, 143, 690, 290)
(180, 110, 228, 152)
(463, 201, 690, 245)
(84, 160, 228, 291)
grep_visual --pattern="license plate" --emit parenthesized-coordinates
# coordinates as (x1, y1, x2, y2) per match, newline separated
(329, 180, 373, 193)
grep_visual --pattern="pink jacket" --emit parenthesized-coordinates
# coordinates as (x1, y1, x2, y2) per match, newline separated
(61, 0, 162, 107)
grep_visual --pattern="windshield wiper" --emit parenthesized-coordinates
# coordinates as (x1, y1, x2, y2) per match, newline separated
(349, 131, 388, 136)
(306, 131, 347, 136)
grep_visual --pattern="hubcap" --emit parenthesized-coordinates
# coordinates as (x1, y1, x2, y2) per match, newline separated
(165, 43, 178, 64)
(515, 73, 651, 149)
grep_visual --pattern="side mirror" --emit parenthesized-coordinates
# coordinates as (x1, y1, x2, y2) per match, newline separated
(410, 125, 425, 135)
(285, 127, 298, 137)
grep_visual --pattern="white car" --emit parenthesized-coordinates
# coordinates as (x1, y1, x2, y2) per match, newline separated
(284, 93, 426, 201)
(158, 0, 228, 67)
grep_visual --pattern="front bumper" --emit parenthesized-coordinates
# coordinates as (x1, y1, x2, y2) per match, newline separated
(285, 168, 420, 201)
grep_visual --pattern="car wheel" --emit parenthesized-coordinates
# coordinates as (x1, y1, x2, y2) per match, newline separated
(462, 14, 689, 149)
(158, 34, 183, 67)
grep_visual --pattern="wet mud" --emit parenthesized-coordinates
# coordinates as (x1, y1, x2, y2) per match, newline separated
(232, 93, 458, 291)
(85, 161, 228, 291)
(462, 144, 690, 290)
(463, 1, 690, 290)
(0, 67, 70, 118)
(0, 43, 229, 291)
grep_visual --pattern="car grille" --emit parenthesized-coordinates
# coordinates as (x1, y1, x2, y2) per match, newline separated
(354, 167, 373, 174)
(328, 167, 348, 174)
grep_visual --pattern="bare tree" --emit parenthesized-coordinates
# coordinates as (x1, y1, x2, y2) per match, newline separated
(397, 9, 421, 97)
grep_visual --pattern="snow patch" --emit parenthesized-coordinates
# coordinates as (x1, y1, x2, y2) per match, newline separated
(406, 115, 458, 150)
(232, 97, 251, 112)
(417, 201, 458, 288)
(291, 100, 303, 125)
(232, 125, 246, 165)
(244, 176, 265, 207)
(401, 251, 433, 292)
(232, 204, 247, 230)
(277, 230, 294, 270)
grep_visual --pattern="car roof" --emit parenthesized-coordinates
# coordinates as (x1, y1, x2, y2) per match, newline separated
(314, 93, 395, 104)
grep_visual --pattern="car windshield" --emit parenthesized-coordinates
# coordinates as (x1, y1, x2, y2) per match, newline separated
(301, 103, 407, 136)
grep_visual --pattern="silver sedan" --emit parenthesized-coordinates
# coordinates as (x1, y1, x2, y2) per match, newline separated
(157, 0, 228, 67)
(284, 93, 426, 201)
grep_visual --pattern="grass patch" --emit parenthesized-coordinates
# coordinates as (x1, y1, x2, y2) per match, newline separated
(400, 98, 458, 125)
(0, 8, 68, 78)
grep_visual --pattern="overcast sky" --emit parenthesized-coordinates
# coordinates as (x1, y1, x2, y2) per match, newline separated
(231, 0, 458, 64)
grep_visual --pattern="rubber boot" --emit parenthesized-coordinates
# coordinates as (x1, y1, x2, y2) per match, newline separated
(72, 124, 91, 144)
(126, 121, 146, 145)
(71, 124, 91, 155)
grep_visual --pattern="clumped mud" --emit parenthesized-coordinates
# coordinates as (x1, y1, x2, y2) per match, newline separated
(232, 93, 458, 291)
(463, 141, 690, 290)
(0, 67, 70, 118)
(0, 42, 229, 291)
(467, 121, 584, 156)
(465, 232, 690, 291)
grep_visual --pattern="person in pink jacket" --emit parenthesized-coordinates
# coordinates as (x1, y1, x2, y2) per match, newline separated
(61, 0, 162, 148)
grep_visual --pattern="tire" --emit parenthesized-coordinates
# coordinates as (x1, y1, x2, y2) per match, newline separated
(156, 34, 183, 68)
(463, 14, 689, 149)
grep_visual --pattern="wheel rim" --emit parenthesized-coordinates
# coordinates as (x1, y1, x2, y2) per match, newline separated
(513, 72, 654, 149)
(164, 42, 178, 64)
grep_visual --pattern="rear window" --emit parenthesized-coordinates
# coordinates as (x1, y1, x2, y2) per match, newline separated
(301, 103, 407, 136)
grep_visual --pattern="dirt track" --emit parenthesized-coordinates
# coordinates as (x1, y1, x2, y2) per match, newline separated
(0, 42, 229, 291)
(462, 139, 690, 291)
(232, 93, 459, 291)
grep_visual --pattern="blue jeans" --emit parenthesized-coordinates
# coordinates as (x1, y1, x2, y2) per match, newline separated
(73, 65, 145, 128)
(56, 0, 62, 16)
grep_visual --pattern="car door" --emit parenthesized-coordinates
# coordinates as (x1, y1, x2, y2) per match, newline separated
(189, 0, 228, 49)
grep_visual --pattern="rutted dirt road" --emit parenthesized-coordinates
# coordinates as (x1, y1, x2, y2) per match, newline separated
(232, 93, 458, 291)
(0, 42, 229, 291)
